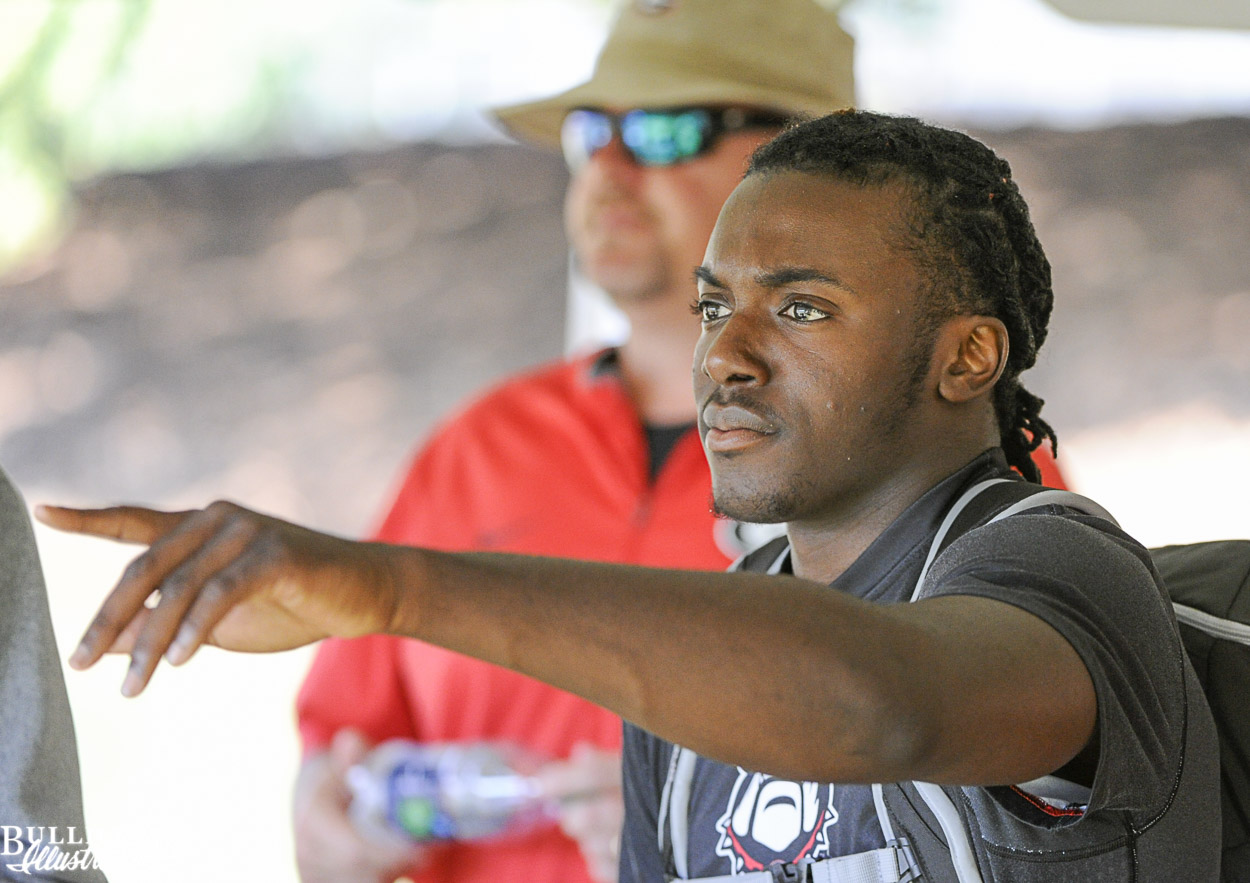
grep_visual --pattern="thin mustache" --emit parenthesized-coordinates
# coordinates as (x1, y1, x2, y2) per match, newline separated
(700, 395, 781, 432)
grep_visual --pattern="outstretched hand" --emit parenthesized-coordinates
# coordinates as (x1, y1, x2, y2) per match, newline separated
(36, 501, 402, 697)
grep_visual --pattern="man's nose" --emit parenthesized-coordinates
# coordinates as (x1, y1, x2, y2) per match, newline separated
(582, 135, 642, 184)
(700, 314, 770, 388)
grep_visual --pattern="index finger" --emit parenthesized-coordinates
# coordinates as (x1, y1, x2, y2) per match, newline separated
(35, 504, 190, 546)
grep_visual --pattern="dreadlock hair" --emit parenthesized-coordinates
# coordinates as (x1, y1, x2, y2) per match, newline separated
(746, 110, 1057, 483)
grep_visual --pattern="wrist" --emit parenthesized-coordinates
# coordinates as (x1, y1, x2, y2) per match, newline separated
(372, 542, 433, 639)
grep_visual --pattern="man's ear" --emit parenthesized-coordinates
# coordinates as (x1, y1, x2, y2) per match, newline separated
(936, 315, 1008, 404)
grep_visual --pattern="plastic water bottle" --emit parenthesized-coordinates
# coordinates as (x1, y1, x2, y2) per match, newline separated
(347, 740, 557, 844)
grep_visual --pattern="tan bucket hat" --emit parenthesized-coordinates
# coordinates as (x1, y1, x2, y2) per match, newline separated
(494, 0, 856, 149)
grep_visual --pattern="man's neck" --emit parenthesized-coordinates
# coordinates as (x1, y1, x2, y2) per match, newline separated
(613, 295, 702, 426)
(785, 445, 997, 586)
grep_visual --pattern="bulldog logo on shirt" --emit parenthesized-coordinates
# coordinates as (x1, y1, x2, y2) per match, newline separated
(714, 770, 838, 872)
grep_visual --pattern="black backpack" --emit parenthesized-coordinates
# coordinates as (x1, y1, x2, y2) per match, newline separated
(943, 482, 1250, 881)
(1153, 541, 1250, 881)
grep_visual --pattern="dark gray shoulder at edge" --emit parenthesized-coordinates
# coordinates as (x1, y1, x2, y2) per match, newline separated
(0, 466, 109, 883)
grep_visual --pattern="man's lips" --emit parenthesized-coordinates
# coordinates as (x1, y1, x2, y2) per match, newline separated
(701, 403, 777, 452)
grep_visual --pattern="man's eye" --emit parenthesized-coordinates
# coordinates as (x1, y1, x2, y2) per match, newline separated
(780, 302, 830, 323)
(696, 300, 730, 322)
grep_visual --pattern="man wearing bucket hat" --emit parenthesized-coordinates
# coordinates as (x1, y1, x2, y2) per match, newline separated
(291, 2, 856, 882)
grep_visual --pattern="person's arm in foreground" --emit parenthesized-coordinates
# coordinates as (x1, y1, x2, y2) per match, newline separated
(37, 500, 1094, 788)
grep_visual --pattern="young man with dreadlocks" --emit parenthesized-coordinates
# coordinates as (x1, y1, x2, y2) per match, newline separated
(44, 111, 1219, 882)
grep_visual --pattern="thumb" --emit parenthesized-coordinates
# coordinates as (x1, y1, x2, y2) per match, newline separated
(540, 744, 622, 802)
(330, 728, 372, 777)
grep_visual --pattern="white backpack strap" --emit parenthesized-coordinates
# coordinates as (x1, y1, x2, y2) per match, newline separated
(1172, 603, 1250, 645)
(871, 783, 897, 846)
(985, 489, 1118, 529)
(911, 482, 1118, 602)
(692, 847, 912, 882)
(659, 746, 698, 878)
(912, 783, 984, 883)
(910, 479, 1012, 602)
(657, 747, 681, 860)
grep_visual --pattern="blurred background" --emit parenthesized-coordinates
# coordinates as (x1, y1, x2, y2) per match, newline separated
(2, 0, 1248, 880)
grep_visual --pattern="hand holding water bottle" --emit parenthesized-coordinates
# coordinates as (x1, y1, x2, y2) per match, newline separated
(539, 744, 623, 883)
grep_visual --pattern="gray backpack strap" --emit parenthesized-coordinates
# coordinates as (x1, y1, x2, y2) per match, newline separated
(911, 481, 1118, 602)
(1172, 603, 1250, 645)
(658, 746, 699, 879)
(909, 783, 983, 883)
(690, 851, 912, 882)
(986, 488, 1118, 528)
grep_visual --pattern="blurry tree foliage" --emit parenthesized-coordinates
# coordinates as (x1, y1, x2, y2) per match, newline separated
(0, 1, 150, 271)
(0, 0, 933, 275)
(0, 0, 621, 275)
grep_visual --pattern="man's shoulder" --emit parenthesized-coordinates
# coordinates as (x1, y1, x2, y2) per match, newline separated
(434, 349, 625, 435)
(383, 349, 633, 502)
(946, 498, 1151, 582)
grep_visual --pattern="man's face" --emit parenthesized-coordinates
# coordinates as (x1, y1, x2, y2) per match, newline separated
(564, 117, 775, 306)
(693, 170, 942, 525)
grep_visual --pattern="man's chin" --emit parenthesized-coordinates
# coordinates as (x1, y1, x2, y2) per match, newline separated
(581, 256, 669, 302)
(710, 489, 793, 526)
(599, 278, 670, 306)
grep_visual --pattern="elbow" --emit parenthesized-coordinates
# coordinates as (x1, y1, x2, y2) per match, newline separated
(752, 658, 940, 785)
(856, 699, 940, 782)
(825, 677, 940, 783)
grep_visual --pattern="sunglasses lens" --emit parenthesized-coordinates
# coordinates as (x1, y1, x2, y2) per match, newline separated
(560, 108, 721, 170)
(621, 109, 712, 166)
(561, 110, 614, 171)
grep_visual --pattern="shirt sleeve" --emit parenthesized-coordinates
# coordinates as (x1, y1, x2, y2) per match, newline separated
(921, 511, 1187, 824)
(0, 467, 109, 882)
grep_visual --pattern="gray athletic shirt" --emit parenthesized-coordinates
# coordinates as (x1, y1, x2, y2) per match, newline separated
(0, 466, 107, 883)
(620, 450, 1220, 881)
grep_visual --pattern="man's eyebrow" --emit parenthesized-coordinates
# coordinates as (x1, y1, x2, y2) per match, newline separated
(756, 267, 846, 289)
(694, 266, 724, 287)
(694, 265, 850, 291)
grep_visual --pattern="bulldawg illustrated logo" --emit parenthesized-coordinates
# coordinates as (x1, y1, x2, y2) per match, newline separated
(1, 826, 101, 875)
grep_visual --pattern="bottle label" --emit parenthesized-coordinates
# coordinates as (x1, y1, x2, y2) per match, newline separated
(388, 759, 457, 840)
